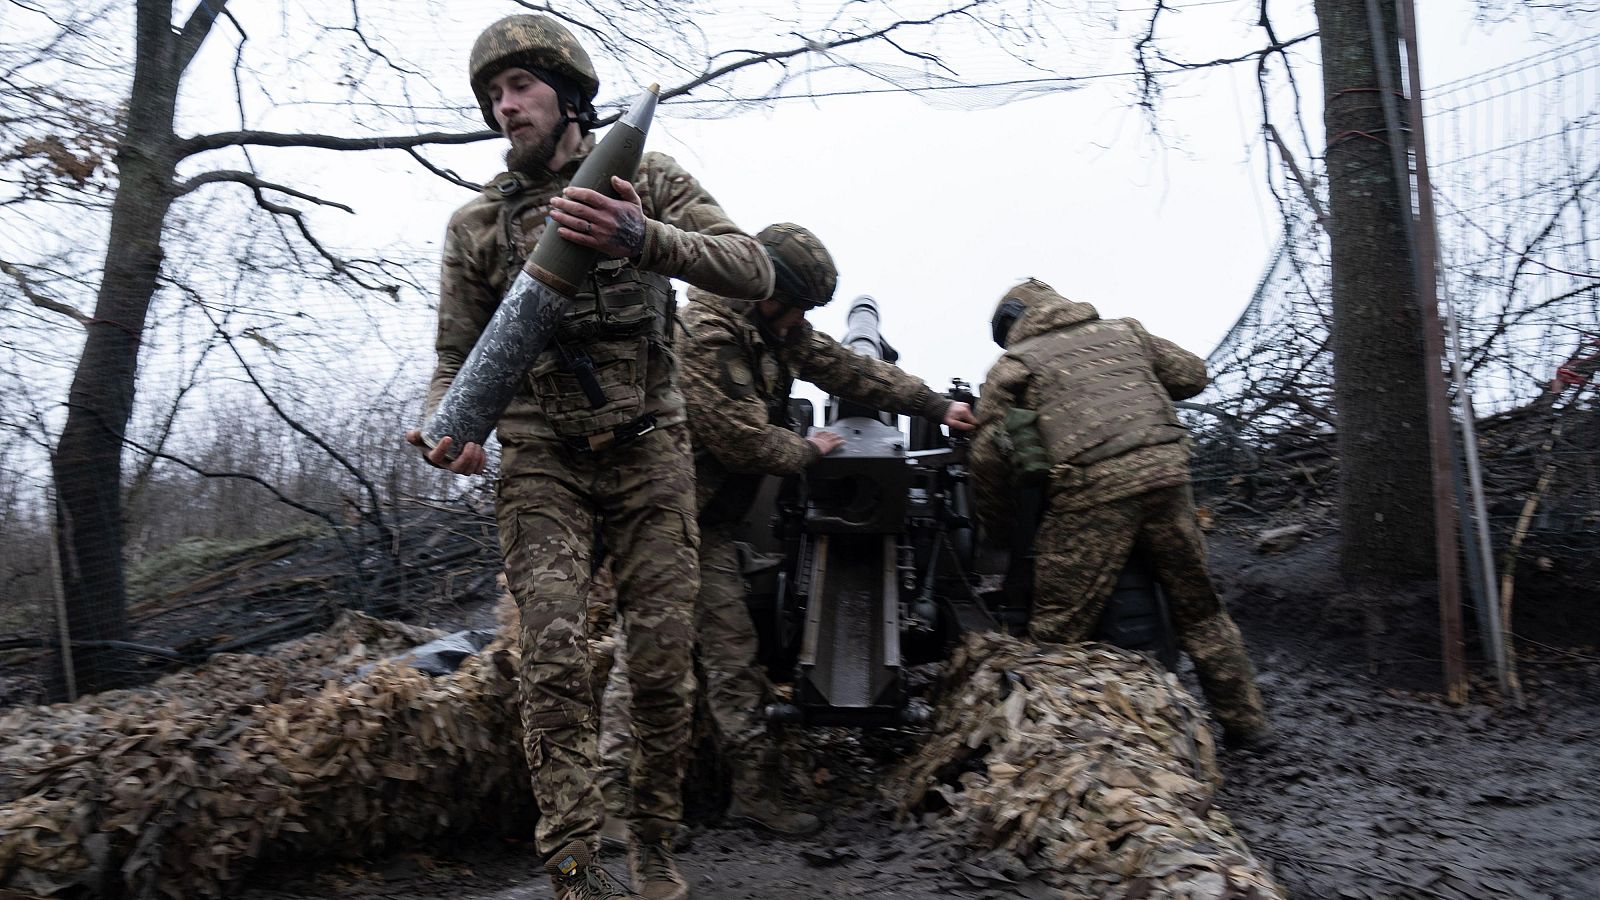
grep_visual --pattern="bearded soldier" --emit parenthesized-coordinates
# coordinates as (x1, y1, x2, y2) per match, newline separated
(405, 16, 773, 900)
(968, 278, 1270, 749)
(654, 223, 975, 834)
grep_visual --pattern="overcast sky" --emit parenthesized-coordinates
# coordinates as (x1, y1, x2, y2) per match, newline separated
(229, 1, 1591, 417)
(7, 0, 1590, 456)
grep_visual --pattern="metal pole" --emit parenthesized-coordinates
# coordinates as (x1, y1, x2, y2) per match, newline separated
(1445, 289, 1516, 700)
(1373, 0, 1467, 702)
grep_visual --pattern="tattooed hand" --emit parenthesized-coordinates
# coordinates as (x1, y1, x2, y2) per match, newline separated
(549, 176, 648, 260)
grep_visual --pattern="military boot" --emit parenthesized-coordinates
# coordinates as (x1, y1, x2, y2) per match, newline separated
(628, 825, 690, 900)
(544, 840, 639, 900)
(724, 757, 822, 837)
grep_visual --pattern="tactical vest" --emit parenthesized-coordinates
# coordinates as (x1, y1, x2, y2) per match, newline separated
(1009, 318, 1185, 467)
(500, 188, 675, 440)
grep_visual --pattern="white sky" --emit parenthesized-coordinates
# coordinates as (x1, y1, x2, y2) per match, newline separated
(288, 2, 1583, 414)
(8, 0, 1591, 453)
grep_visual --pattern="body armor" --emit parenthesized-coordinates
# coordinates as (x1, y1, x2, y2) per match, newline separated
(1010, 318, 1186, 468)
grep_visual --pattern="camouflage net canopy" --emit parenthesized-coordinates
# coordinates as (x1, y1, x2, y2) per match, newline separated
(892, 633, 1285, 900)
(0, 611, 530, 898)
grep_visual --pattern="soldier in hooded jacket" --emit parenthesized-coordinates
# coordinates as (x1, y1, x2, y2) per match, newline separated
(665, 223, 976, 833)
(406, 15, 773, 900)
(969, 278, 1269, 748)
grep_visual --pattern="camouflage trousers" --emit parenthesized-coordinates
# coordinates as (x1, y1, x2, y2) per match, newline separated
(583, 566, 634, 815)
(592, 523, 772, 809)
(1031, 483, 1265, 734)
(695, 523, 774, 768)
(497, 425, 699, 856)
(591, 621, 635, 816)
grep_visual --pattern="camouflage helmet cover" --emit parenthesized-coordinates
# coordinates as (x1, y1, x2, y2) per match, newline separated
(757, 223, 838, 310)
(469, 15, 600, 132)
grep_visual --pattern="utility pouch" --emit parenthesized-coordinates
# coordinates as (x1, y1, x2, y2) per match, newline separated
(1005, 408, 1051, 485)
(556, 341, 609, 409)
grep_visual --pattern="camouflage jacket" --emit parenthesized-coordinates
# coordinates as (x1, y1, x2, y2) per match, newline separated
(970, 280, 1208, 529)
(424, 142, 774, 444)
(679, 288, 953, 517)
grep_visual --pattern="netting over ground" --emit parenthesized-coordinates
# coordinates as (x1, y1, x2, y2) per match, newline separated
(892, 632, 1283, 900)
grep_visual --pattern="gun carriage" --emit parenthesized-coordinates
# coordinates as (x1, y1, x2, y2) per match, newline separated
(731, 297, 1178, 727)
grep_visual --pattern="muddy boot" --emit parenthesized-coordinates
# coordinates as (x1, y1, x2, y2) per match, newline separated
(544, 840, 639, 900)
(629, 825, 690, 900)
(725, 758, 822, 837)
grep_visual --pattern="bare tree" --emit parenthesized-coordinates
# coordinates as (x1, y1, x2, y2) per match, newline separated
(3, 0, 1081, 692)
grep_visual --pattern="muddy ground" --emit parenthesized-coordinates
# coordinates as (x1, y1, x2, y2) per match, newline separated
(231, 528, 1599, 900)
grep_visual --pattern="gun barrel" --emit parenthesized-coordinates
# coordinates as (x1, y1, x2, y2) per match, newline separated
(841, 295, 884, 360)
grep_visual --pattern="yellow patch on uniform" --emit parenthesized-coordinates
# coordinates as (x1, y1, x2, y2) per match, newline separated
(726, 359, 753, 386)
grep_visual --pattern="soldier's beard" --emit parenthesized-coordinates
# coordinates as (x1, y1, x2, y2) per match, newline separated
(505, 127, 563, 177)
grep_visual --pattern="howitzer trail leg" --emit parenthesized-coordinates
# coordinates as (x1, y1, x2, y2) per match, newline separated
(498, 441, 603, 857)
(1142, 486, 1266, 737)
(601, 427, 700, 837)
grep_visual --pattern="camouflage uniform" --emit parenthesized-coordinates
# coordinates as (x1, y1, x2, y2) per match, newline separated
(677, 283, 953, 781)
(426, 145, 773, 858)
(969, 279, 1265, 738)
(583, 565, 634, 823)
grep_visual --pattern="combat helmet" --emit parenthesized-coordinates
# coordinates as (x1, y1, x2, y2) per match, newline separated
(757, 223, 838, 310)
(469, 15, 600, 133)
(991, 278, 1053, 347)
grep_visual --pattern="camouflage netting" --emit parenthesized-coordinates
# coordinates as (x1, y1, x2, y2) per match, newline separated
(0, 610, 532, 898)
(892, 632, 1285, 900)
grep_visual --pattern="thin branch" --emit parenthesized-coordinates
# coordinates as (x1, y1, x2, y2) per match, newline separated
(175, 169, 355, 212)
(1, 258, 89, 325)
(192, 299, 393, 545)
(1157, 31, 1318, 72)
(656, 0, 996, 105)
(1265, 123, 1325, 224)
(118, 428, 345, 537)
(176, 127, 495, 159)
(405, 147, 482, 192)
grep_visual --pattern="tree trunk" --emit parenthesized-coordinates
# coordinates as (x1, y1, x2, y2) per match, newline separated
(1315, 0, 1435, 585)
(50, 0, 179, 695)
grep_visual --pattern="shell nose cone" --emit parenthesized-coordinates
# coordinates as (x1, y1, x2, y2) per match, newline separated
(620, 84, 659, 131)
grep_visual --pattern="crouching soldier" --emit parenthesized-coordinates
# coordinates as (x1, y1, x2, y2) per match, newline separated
(673, 223, 977, 832)
(969, 278, 1270, 749)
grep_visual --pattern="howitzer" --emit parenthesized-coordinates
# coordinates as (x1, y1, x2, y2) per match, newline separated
(738, 297, 1176, 727)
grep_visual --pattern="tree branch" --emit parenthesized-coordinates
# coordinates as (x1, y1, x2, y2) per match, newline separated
(176, 127, 496, 159)
(175, 169, 356, 212)
(657, 0, 996, 105)
(405, 147, 482, 192)
(1, 258, 89, 326)
(175, 0, 231, 74)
